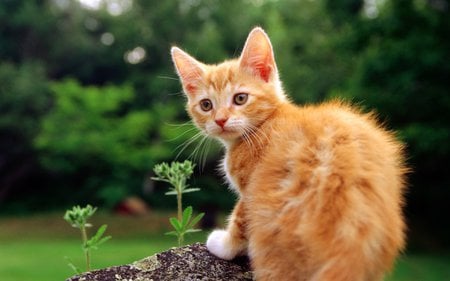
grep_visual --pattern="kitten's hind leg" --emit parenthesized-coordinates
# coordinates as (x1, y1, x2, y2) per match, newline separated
(308, 254, 383, 281)
(206, 199, 248, 260)
(249, 236, 310, 281)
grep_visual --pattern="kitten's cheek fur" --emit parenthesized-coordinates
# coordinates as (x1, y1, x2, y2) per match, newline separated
(206, 230, 238, 260)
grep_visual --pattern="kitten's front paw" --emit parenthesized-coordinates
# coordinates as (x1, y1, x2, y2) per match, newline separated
(206, 230, 238, 260)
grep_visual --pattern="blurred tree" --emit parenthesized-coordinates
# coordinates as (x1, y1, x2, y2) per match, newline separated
(323, 0, 364, 24)
(262, 0, 353, 103)
(0, 62, 51, 208)
(35, 80, 179, 207)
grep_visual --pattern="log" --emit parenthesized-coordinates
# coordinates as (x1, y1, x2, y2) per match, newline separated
(66, 243, 253, 281)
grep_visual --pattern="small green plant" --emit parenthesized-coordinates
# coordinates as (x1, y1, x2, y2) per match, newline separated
(152, 160, 204, 246)
(64, 205, 111, 273)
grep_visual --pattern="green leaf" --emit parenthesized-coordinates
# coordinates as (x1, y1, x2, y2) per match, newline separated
(85, 225, 111, 250)
(169, 217, 182, 232)
(165, 231, 178, 236)
(65, 256, 81, 274)
(93, 224, 108, 240)
(95, 235, 112, 247)
(150, 177, 170, 183)
(87, 235, 111, 250)
(182, 188, 201, 193)
(185, 228, 202, 233)
(87, 225, 105, 245)
(181, 206, 193, 228)
(165, 190, 178, 196)
(187, 212, 204, 230)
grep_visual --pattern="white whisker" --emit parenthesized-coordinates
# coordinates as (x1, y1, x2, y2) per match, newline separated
(188, 134, 209, 167)
(156, 75, 180, 81)
(165, 121, 194, 127)
(166, 126, 199, 142)
(174, 131, 204, 160)
(163, 121, 198, 142)
(167, 120, 216, 170)
(168, 91, 185, 97)
(241, 122, 269, 153)
(197, 137, 213, 171)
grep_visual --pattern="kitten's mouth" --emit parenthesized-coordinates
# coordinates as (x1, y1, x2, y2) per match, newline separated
(217, 128, 240, 138)
(207, 125, 242, 140)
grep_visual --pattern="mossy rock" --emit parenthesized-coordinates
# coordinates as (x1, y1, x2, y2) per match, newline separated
(67, 243, 253, 281)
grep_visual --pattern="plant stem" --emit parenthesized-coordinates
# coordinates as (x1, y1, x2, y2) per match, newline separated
(80, 226, 90, 272)
(177, 191, 182, 222)
(177, 186, 183, 246)
(178, 233, 183, 247)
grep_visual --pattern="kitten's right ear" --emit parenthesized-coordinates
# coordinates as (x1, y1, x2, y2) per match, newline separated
(171, 47, 204, 96)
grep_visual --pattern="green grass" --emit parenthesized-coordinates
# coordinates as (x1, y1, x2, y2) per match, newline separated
(0, 213, 448, 281)
(0, 236, 206, 281)
(0, 212, 206, 281)
(386, 254, 450, 281)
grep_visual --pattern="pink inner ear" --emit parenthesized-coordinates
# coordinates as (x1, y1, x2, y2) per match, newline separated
(255, 60, 271, 82)
(182, 70, 202, 94)
(186, 83, 197, 93)
(245, 53, 272, 82)
(240, 30, 275, 82)
(172, 47, 204, 96)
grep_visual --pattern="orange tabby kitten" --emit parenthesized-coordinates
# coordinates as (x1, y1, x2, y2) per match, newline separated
(171, 27, 406, 281)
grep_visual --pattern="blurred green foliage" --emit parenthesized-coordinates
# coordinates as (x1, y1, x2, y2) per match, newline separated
(35, 79, 177, 207)
(0, 0, 449, 249)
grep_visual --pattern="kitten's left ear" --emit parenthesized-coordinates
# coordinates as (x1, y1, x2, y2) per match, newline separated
(239, 27, 277, 82)
(171, 47, 205, 96)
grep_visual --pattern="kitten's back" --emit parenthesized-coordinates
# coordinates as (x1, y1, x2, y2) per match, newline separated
(234, 101, 406, 280)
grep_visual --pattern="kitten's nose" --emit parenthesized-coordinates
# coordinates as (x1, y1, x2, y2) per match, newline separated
(215, 118, 228, 128)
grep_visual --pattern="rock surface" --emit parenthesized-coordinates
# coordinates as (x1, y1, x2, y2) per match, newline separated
(67, 243, 253, 281)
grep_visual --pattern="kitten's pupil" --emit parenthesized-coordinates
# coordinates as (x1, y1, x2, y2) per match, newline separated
(200, 99, 213, 112)
(233, 93, 248, 105)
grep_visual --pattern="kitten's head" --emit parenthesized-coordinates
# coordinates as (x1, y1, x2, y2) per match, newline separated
(171, 27, 285, 145)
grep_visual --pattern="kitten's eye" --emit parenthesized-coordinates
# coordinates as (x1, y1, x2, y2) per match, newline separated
(233, 93, 248, 105)
(199, 99, 213, 112)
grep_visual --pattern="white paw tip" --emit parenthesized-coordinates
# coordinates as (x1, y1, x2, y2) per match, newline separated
(206, 230, 235, 260)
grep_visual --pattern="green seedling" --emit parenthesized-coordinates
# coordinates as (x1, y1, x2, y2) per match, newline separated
(64, 205, 111, 273)
(152, 160, 204, 246)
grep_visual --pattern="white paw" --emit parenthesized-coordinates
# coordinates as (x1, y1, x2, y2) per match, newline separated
(206, 230, 237, 260)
